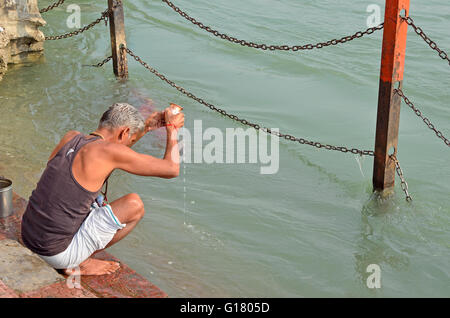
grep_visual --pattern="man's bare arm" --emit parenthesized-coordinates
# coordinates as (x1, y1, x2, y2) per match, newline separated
(109, 127, 180, 178)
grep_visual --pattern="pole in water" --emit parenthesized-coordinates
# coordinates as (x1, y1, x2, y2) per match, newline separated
(108, 0, 128, 79)
(373, 0, 410, 196)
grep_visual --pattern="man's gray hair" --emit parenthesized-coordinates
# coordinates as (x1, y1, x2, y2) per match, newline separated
(99, 103, 145, 135)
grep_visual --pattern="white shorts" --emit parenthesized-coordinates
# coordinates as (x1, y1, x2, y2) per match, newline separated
(38, 204, 126, 269)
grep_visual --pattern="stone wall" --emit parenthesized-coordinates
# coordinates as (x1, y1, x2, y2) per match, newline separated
(0, 0, 46, 80)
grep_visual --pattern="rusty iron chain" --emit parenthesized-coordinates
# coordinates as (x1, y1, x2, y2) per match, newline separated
(390, 154, 412, 202)
(83, 55, 113, 67)
(162, 0, 383, 51)
(122, 46, 375, 156)
(395, 89, 450, 147)
(44, 8, 110, 40)
(39, 0, 66, 13)
(402, 16, 450, 66)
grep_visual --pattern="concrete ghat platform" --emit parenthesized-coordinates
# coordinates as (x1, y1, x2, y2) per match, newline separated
(0, 193, 168, 298)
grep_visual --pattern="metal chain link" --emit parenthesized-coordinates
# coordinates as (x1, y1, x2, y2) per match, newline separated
(390, 154, 412, 202)
(123, 46, 375, 156)
(162, 0, 383, 51)
(402, 16, 450, 66)
(83, 55, 113, 67)
(44, 8, 110, 40)
(39, 0, 65, 13)
(395, 89, 450, 147)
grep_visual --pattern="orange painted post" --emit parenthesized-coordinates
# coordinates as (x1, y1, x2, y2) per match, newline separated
(373, 0, 410, 194)
(108, 0, 128, 79)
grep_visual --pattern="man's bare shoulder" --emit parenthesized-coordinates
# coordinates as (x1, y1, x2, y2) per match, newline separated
(62, 130, 81, 142)
(48, 130, 81, 161)
(99, 141, 140, 159)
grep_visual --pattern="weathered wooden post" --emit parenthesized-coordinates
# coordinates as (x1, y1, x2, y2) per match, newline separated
(373, 0, 410, 195)
(108, 0, 128, 79)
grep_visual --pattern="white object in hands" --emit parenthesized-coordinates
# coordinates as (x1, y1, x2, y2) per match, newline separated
(170, 104, 183, 115)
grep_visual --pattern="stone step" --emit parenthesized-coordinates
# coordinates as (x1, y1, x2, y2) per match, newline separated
(0, 192, 167, 298)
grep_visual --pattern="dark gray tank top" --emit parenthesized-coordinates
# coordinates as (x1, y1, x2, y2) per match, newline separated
(21, 133, 103, 256)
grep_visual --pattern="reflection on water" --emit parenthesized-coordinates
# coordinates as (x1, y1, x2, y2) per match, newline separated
(355, 194, 411, 293)
(354, 192, 449, 296)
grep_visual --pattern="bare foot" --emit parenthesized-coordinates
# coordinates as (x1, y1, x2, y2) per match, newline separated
(63, 258, 121, 276)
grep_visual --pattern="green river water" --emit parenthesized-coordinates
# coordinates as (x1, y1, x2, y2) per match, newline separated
(0, 0, 449, 297)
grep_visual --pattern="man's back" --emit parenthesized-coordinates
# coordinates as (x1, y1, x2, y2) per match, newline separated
(21, 133, 105, 256)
